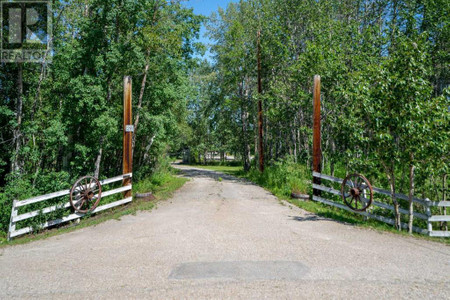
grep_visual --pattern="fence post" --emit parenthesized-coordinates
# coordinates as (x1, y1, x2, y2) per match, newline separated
(425, 198, 432, 236)
(7, 200, 18, 241)
(123, 76, 133, 198)
(442, 174, 447, 231)
(312, 75, 321, 196)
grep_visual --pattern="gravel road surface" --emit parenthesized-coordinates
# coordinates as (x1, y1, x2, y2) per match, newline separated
(0, 165, 448, 299)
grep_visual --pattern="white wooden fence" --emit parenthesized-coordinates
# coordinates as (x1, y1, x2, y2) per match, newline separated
(8, 173, 132, 240)
(312, 172, 449, 237)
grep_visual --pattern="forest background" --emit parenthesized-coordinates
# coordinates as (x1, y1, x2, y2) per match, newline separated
(0, 0, 448, 235)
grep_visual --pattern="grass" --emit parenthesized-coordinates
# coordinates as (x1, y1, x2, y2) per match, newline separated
(0, 174, 188, 247)
(195, 163, 450, 244)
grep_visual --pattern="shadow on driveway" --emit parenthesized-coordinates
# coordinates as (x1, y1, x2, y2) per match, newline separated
(174, 164, 254, 186)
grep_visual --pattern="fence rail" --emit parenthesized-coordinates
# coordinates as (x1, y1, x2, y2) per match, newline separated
(312, 172, 448, 238)
(8, 173, 132, 240)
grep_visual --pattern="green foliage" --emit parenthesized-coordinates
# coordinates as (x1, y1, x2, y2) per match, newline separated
(195, 0, 448, 211)
(1, 172, 188, 246)
(0, 0, 448, 237)
(0, 170, 71, 232)
(134, 155, 178, 193)
(0, 0, 204, 236)
(246, 157, 310, 197)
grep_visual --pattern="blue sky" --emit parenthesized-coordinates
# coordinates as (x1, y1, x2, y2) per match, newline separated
(185, 0, 237, 60)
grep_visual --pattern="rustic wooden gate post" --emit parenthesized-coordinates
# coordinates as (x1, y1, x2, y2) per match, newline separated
(312, 75, 321, 196)
(123, 76, 133, 197)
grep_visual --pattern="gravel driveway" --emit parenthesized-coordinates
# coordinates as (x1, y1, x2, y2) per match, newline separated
(0, 165, 448, 299)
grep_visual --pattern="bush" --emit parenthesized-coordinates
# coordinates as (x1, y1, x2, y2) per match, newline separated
(246, 156, 310, 197)
(133, 155, 178, 194)
(188, 159, 242, 167)
(0, 171, 72, 234)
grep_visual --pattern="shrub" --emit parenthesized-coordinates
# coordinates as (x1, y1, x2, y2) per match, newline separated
(246, 156, 310, 197)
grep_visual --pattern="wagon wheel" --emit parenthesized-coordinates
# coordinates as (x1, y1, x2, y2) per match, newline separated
(70, 176, 102, 213)
(341, 173, 373, 212)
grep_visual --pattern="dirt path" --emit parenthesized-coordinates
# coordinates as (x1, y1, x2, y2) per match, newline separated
(0, 165, 448, 299)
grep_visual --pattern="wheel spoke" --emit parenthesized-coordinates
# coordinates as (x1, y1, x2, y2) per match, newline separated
(76, 198, 85, 209)
(355, 176, 362, 188)
(357, 180, 363, 189)
(360, 196, 369, 204)
(92, 187, 99, 199)
(360, 178, 368, 189)
(76, 184, 85, 193)
(342, 174, 373, 211)
(71, 176, 102, 213)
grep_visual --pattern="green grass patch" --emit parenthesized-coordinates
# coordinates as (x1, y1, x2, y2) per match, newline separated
(193, 157, 310, 196)
(0, 174, 188, 247)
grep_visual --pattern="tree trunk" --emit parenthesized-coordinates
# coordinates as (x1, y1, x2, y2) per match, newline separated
(12, 63, 24, 173)
(287, 128, 293, 156)
(133, 61, 150, 155)
(32, 63, 46, 120)
(106, 77, 112, 102)
(94, 136, 105, 178)
(442, 174, 447, 231)
(239, 78, 251, 171)
(254, 117, 258, 163)
(94, 148, 103, 178)
(32, 154, 43, 188)
(330, 139, 336, 177)
(408, 157, 415, 234)
(241, 108, 250, 171)
(390, 174, 401, 230)
(142, 134, 155, 164)
(292, 128, 297, 162)
(383, 161, 401, 230)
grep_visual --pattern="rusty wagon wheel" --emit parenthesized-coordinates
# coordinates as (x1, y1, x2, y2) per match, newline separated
(70, 176, 102, 213)
(341, 173, 373, 212)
